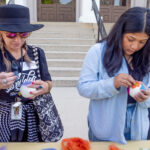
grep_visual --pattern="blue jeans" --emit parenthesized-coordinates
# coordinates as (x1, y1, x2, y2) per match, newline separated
(124, 103, 136, 140)
(88, 104, 136, 141)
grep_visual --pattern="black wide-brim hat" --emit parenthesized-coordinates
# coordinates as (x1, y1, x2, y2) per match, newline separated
(0, 4, 44, 32)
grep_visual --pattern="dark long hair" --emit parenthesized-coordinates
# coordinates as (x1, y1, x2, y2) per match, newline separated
(103, 7, 150, 79)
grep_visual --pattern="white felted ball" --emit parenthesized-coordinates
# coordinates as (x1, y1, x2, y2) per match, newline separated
(130, 86, 141, 97)
(20, 81, 36, 98)
(129, 82, 146, 98)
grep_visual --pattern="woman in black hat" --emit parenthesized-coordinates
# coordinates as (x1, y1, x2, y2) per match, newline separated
(0, 4, 63, 142)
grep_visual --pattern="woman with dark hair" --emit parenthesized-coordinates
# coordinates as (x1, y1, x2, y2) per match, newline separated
(77, 7, 150, 144)
(0, 4, 63, 142)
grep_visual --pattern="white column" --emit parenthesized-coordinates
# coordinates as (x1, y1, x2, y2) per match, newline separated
(6, 0, 15, 3)
(6, 0, 27, 6)
(14, 0, 27, 6)
(76, 0, 80, 22)
(79, 0, 100, 23)
(26, 0, 37, 22)
(6, 0, 36, 22)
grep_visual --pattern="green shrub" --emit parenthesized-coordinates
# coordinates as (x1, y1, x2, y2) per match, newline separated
(42, 0, 53, 4)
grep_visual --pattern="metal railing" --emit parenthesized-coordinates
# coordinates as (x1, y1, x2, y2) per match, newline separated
(92, 0, 107, 41)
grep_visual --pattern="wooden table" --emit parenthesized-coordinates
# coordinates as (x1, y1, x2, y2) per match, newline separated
(0, 141, 150, 150)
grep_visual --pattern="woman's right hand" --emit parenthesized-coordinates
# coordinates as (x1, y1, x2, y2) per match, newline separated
(0, 72, 17, 89)
(114, 73, 136, 89)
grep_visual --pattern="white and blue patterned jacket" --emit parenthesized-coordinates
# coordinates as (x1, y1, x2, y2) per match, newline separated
(77, 41, 150, 144)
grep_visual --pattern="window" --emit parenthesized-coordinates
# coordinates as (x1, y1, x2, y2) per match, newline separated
(41, 0, 54, 4)
(101, 0, 114, 5)
(41, 0, 72, 4)
(59, 0, 72, 5)
(101, 0, 127, 6)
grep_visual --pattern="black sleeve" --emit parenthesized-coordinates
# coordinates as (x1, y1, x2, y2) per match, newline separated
(37, 47, 52, 81)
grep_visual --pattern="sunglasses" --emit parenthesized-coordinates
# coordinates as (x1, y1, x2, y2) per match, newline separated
(5, 32, 30, 38)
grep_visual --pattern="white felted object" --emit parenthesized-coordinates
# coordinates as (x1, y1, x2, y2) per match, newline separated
(129, 82, 146, 98)
(20, 81, 36, 98)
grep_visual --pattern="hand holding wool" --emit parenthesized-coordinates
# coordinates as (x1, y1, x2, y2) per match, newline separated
(20, 81, 36, 98)
(128, 81, 150, 102)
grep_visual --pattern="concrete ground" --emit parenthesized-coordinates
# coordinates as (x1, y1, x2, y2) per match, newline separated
(51, 87, 90, 140)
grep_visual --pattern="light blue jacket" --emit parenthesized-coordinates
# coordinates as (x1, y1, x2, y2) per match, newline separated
(77, 42, 150, 144)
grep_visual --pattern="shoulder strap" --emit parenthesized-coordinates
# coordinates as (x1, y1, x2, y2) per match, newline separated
(32, 46, 41, 79)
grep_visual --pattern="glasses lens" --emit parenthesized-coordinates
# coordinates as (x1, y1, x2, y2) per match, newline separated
(6, 32, 17, 38)
(6, 32, 30, 38)
(20, 32, 30, 38)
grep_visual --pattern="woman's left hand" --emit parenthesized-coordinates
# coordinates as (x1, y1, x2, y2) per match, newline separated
(27, 80, 52, 99)
(134, 86, 150, 102)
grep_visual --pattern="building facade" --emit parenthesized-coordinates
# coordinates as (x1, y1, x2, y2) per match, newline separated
(5, 0, 150, 23)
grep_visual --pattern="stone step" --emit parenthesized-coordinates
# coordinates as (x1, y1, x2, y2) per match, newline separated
(47, 59, 83, 68)
(45, 51, 86, 59)
(35, 23, 93, 32)
(92, 23, 114, 37)
(52, 77, 78, 87)
(35, 22, 93, 27)
(49, 67, 81, 77)
(36, 27, 93, 34)
(104, 23, 114, 34)
(32, 44, 91, 52)
(30, 22, 97, 87)
(28, 38, 96, 45)
(31, 32, 95, 39)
